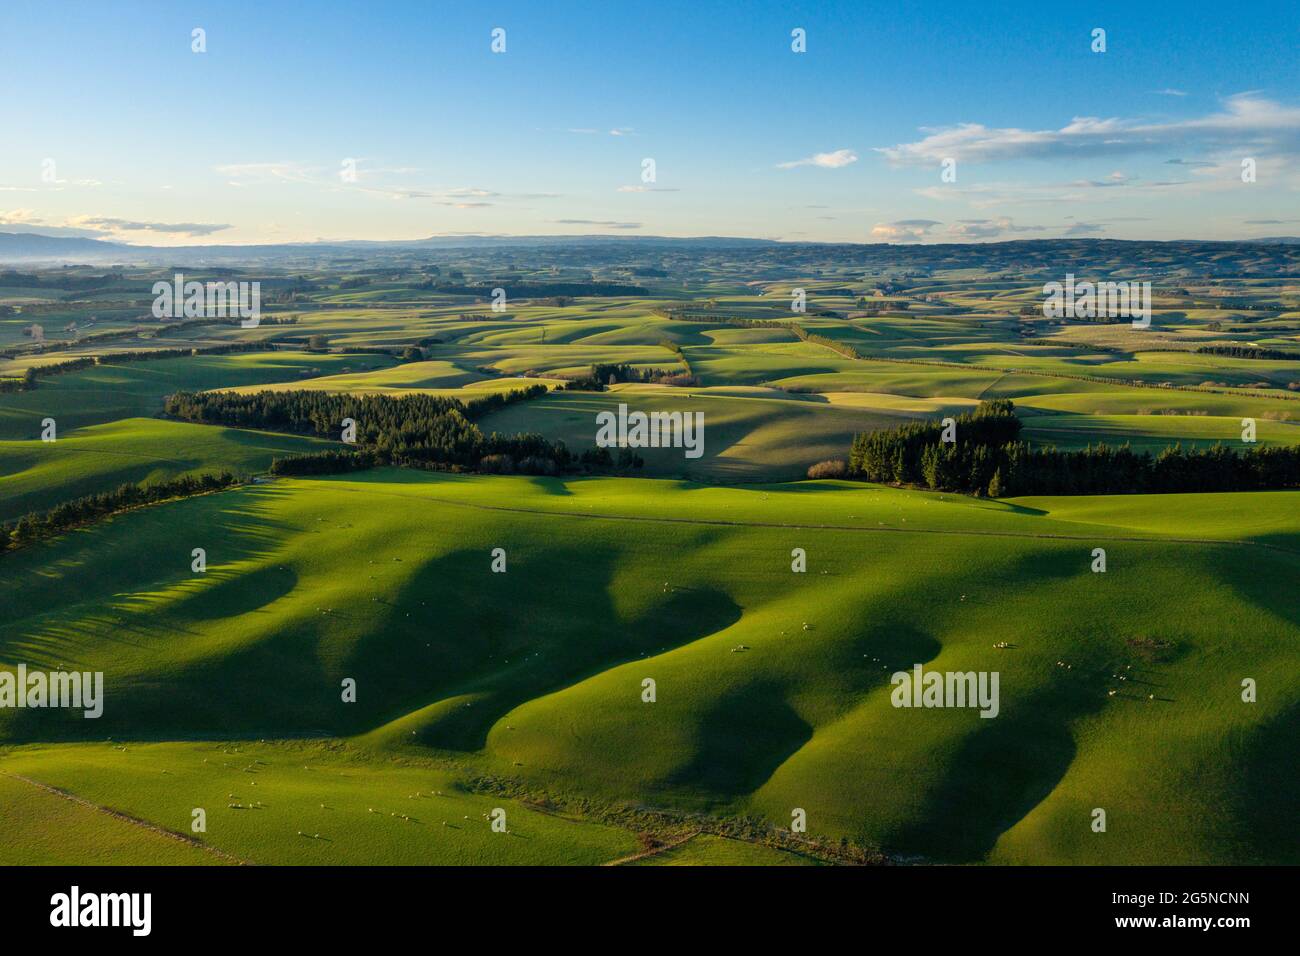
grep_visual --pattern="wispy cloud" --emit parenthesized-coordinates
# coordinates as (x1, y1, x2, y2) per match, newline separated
(566, 127, 635, 136)
(0, 210, 103, 238)
(1, 210, 229, 239)
(877, 94, 1300, 166)
(70, 216, 231, 236)
(777, 149, 859, 170)
(214, 161, 317, 184)
(549, 219, 641, 229)
(946, 217, 1046, 239)
(214, 162, 554, 211)
(871, 219, 940, 241)
(913, 164, 1240, 208)
(1062, 220, 1107, 236)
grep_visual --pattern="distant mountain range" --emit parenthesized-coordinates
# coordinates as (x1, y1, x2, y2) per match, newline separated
(3, 230, 1300, 266)
(0, 232, 781, 264)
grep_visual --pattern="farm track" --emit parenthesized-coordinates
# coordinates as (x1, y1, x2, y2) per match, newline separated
(602, 830, 701, 866)
(975, 371, 1010, 400)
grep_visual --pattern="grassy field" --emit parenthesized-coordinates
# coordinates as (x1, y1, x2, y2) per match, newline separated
(0, 771, 225, 865)
(0, 418, 332, 521)
(2, 471, 1295, 865)
(476, 383, 910, 480)
(0, 351, 395, 440)
(0, 742, 638, 866)
(2, 255, 1297, 866)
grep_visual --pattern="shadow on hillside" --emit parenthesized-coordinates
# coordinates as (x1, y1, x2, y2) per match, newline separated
(1230, 701, 1300, 864)
(883, 679, 1102, 863)
(664, 680, 812, 801)
(359, 543, 742, 752)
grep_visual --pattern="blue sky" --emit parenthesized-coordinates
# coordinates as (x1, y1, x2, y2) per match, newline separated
(2, 0, 1297, 245)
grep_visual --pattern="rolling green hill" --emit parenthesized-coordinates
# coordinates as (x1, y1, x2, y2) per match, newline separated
(0, 418, 333, 521)
(0, 351, 395, 440)
(475, 383, 910, 480)
(3, 251, 1298, 867)
(2, 472, 1294, 865)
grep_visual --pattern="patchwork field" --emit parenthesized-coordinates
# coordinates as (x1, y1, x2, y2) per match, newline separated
(0, 351, 395, 440)
(2, 246, 1297, 866)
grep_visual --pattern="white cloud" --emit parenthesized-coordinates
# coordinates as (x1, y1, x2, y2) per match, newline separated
(69, 216, 231, 236)
(1, 210, 228, 239)
(550, 219, 641, 229)
(876, 94, 1300, 166)
(777, 149, 859, 169)
(214, 161, 317, 184)
(912, 161, 1253, 208)
(946, 217, 1046, 239)
(871, 219, 940, 241)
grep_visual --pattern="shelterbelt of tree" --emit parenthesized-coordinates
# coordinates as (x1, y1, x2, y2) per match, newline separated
(162, 384, 565, 473)
(848, 400, 1300, 496)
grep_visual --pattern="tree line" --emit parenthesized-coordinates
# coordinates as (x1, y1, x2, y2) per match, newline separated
(0, 316, 264, 360)
(1195, 344, 1300, 361)
(557, 357, 697, 390)
(1, 472, 239, 554)
(435, 281, 649, 298)
(164, 385, 579, 474)
(1, 343, 272, 393)
(786, 324, 863, 358)
(848, 400, 1300, 496)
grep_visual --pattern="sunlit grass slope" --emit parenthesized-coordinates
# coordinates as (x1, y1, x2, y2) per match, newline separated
(2, 472, 1294, 865)
(0, 351, 395, 439)
(0, 418, 331, 521)
(0, 742, 636, 866)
